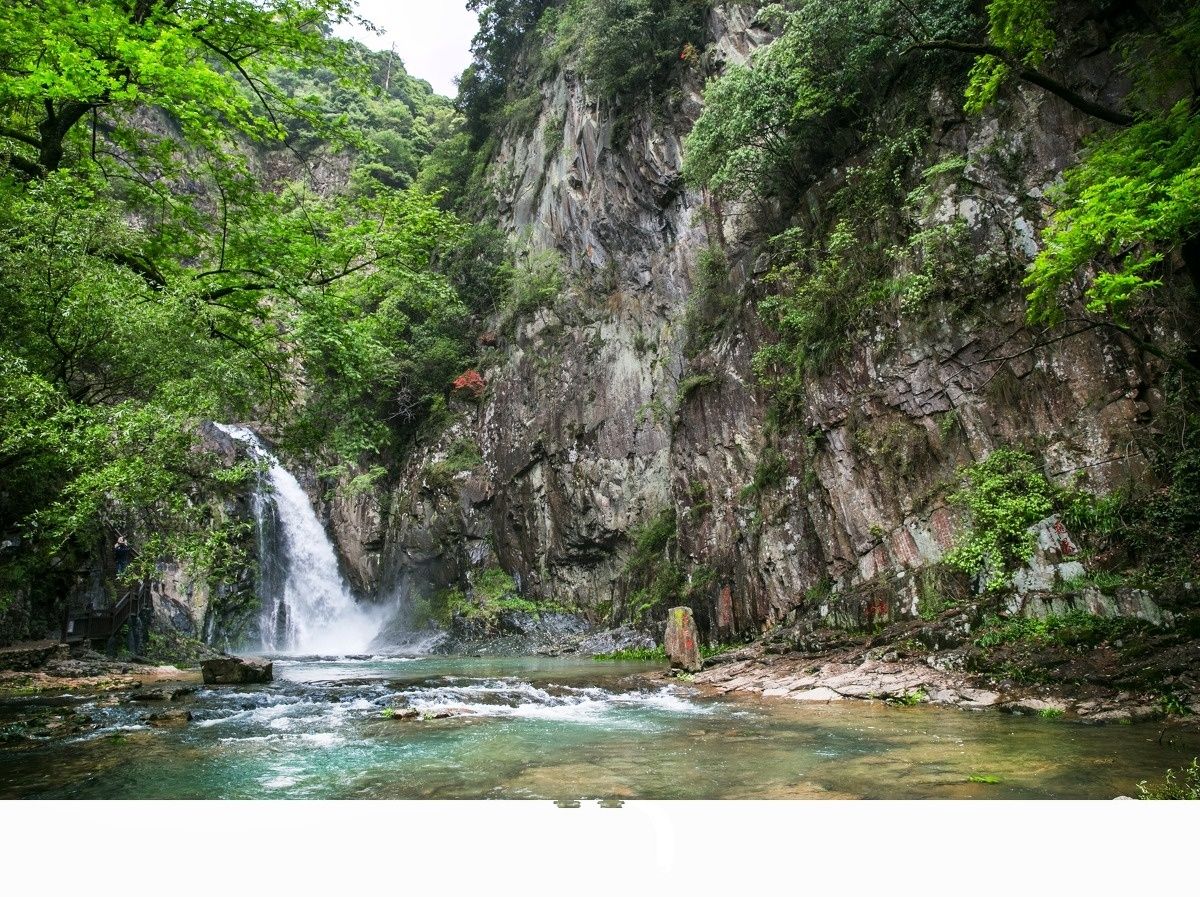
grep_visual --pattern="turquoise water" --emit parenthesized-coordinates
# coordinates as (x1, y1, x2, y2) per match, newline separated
(0, 655, 1194, 799)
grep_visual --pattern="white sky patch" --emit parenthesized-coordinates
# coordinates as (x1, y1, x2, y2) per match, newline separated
(334, 1, 479, 98)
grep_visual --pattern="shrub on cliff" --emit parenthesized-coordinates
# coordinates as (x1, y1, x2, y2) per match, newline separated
(944, 449, 1057, 591)
(563, 0, 708, 106)
(683, 0, 975, 200)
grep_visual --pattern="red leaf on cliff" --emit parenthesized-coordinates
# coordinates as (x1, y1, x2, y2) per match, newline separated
(452, 369, 486, 399)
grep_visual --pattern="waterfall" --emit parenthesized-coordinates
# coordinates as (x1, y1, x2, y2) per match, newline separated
(215, 424, 383, 655)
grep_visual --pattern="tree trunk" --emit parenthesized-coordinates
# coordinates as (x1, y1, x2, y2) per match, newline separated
(1181, 233, 1200, 305)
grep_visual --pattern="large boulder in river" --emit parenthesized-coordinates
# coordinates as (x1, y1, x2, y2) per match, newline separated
(664, 607, 702, 672)
(201, 656, 273, 685)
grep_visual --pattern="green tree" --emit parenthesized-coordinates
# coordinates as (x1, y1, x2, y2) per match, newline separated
(0, 0, 366, 177)
(567, 0, 708, 106)
(0, 2, 478, 633)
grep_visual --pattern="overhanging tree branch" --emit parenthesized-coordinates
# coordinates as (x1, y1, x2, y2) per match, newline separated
(912, 40, 1136, 127)
(0, 125, 42, 149)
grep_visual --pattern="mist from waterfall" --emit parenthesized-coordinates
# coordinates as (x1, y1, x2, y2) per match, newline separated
(215, 424, 385, 655)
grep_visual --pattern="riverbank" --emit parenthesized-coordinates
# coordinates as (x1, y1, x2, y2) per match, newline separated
(680, 618, 1200, 732)
(0, 643, 201, 746)
(0, 641, 200, 698)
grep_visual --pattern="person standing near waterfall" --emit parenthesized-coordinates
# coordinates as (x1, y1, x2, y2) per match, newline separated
(114, 535, 134, 576)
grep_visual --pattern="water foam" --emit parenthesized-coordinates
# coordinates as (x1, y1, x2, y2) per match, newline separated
(399, 678, 712, 726)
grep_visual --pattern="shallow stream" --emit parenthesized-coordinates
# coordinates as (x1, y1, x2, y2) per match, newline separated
(1, 655, 1194, 799)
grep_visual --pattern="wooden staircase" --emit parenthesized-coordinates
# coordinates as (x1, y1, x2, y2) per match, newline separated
(64, 581, 152, 647)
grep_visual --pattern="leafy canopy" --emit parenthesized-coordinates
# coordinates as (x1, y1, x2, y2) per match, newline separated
(0, 0, 367, 174)
(0, 2, 480, 626)
(1015, 3, 1200, 327)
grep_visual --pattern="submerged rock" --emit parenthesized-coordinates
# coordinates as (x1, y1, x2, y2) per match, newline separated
(201, 656, 273, 685)
(789, 687, 844, 703)
(130, 689, 170, 702)
(130, 685, 196, 702)
(145, 709, 193, 727)
(664, 607, 702, 673)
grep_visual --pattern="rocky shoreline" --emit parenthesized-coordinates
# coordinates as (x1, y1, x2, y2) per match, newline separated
(0, 642, 199, 698)
(3, 616, 1197, 738)
(678, 643, 1200, 730)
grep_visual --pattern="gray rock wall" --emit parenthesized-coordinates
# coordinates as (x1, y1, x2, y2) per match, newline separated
(328, 3, 1172, 638)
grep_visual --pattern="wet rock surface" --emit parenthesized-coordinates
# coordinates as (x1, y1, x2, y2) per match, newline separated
(144, 709, 193, 727)
(130, 685, 197, 703)
(200, 656, 273, 685)
(692, 651, 1000, 708)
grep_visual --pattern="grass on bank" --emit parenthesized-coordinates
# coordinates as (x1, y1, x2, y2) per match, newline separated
(1137, 758, 1200, 799)
(592, 642, 745, 661)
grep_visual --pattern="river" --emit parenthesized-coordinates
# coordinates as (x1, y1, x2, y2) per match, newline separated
(1, 654, 1194, 799)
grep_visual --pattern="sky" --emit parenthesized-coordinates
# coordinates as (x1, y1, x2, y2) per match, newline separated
(334, 1, 479, 98)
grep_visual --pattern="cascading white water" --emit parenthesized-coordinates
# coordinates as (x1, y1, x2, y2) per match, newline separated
(215, 424, 383, 655)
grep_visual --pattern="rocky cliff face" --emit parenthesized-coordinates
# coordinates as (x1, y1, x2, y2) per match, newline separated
(330, 3, 1172, 640)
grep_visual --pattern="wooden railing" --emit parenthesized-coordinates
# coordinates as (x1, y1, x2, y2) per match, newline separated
(65, 581, 152, 644)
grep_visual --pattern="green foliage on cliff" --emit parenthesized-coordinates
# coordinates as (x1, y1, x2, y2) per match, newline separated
(1064, 429, 1200, 590)
(944, 449, 1057, 590)
(423, 438, 485, 493)
(624, 509, 685, 621)
(505, 248, 565, 316)
(749, 128, 1004, 411)
(1025, 100, 1200, 325)
(676, 373, 718, 404)
(962, 0, 1057, 114)
(683, 0, 975, 200)
(544, 0, 707, 106)
(965, 1, 1200, 335)
(460, 0, 707, 147)
(973, 610, 1147, 650)
(420, 566, 565, 627)
(687, 1, 1200, 365)
(683, 246, 737, 357)
(739, 446, 788, 501)
(458, 0, 557, 148)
